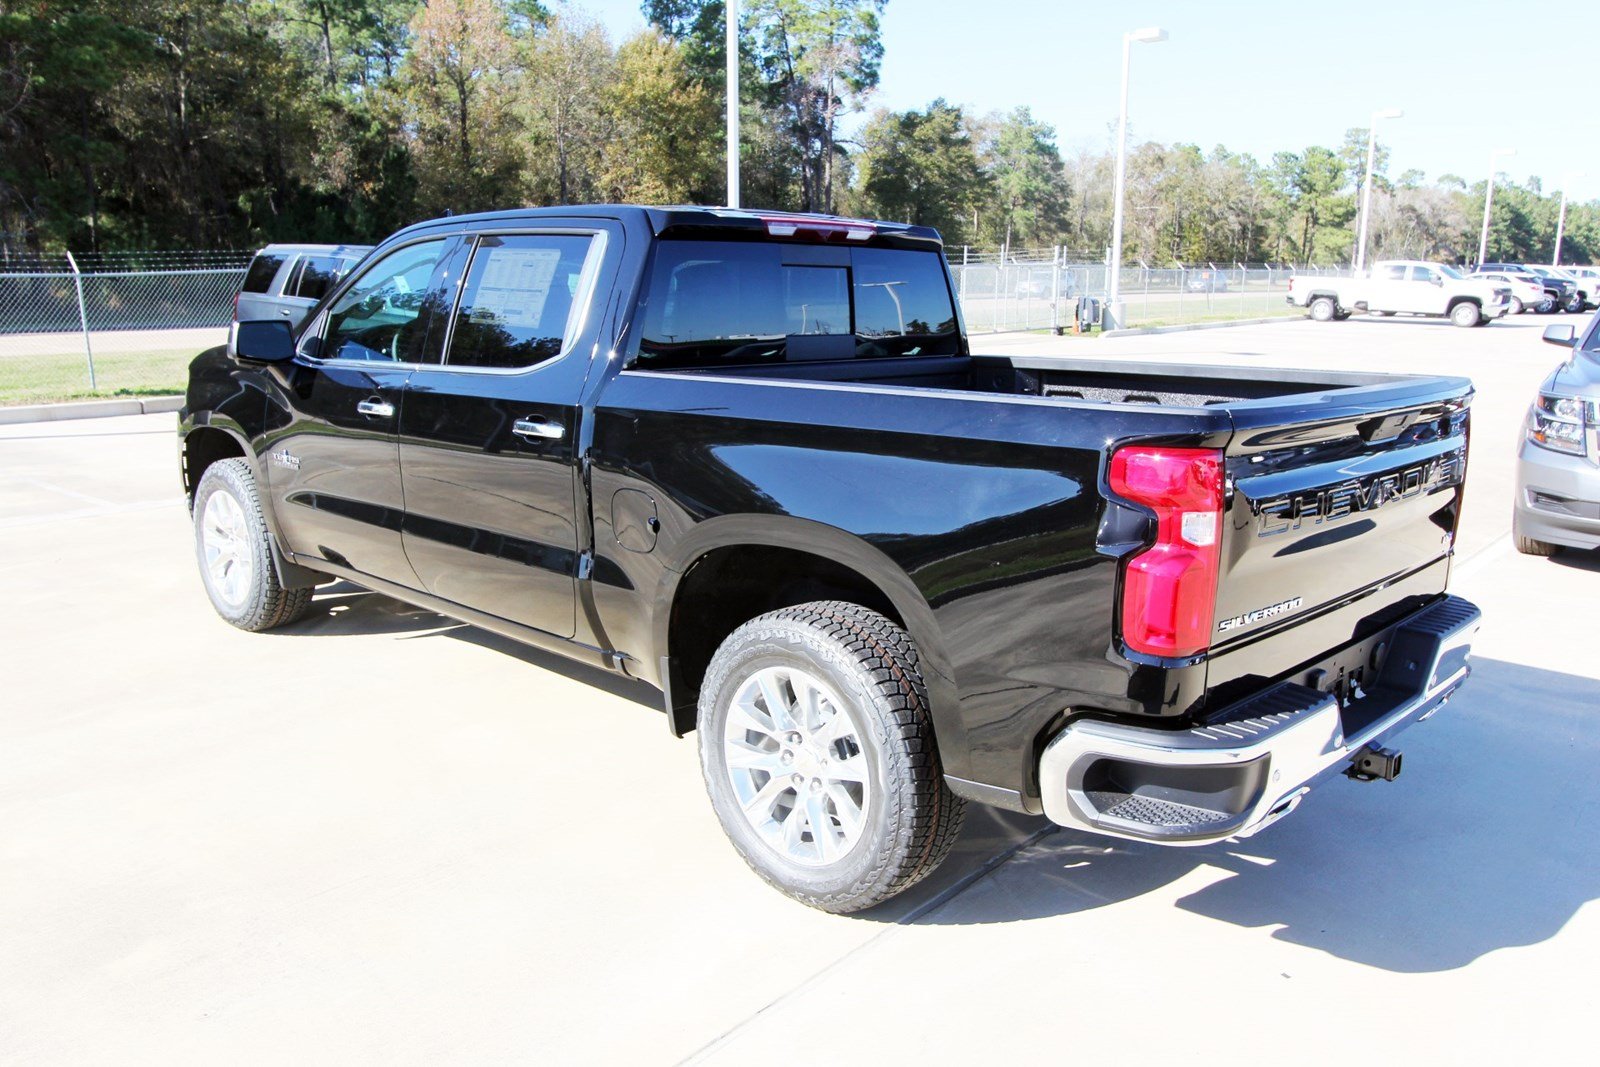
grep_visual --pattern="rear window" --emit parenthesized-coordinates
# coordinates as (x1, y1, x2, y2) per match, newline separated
(241, 253, 287, 293)
(292, 255, 348, 301)
(632, 240, 959, 370)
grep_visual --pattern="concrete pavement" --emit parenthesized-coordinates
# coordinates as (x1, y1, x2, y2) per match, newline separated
(2, 313, 1596, 1064)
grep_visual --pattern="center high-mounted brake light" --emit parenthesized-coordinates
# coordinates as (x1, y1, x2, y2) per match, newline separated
(760, 214, 875, 242)
(1110, 445, 1225, 658)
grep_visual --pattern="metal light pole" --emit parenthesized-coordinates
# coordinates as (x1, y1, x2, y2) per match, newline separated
(1477, 147, 1516, 267)
(1354, 107, 1403, 273)
(726, 0, 740, 208)
(1553, 172, 1584, 266)
(1105, 26, 1167, 330)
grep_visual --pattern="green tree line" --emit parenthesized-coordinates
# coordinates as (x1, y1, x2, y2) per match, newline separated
(2, 0, 1596, 265)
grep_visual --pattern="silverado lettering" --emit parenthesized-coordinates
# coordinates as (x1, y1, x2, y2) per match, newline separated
(1217, 597, 1304, 633)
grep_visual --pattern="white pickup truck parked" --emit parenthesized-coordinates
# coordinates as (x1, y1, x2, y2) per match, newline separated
(1288, 260, 1512, 327)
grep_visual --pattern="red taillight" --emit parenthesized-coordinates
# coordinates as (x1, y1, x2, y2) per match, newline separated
(1110, 446, 1224, 658)
(232, 291, 240, 321)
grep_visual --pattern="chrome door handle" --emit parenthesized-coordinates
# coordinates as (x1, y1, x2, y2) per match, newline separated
(356, 399, 395, 418)
(512, 417, 565, 441)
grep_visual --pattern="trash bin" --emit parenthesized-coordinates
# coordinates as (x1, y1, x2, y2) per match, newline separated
(1077, 296, 1101, 333)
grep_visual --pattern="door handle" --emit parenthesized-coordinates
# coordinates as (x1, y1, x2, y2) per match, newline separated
(279, 308, 293, 315)
(356, 398, 395, 419)
(512, 416, 565, 441)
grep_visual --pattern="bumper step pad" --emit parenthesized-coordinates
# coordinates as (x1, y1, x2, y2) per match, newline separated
(1038, 594, 1482, 845)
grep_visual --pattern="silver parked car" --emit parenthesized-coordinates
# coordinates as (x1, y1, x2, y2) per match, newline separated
(1515, 319, 1600, 554)
(234, 243, 373, 326)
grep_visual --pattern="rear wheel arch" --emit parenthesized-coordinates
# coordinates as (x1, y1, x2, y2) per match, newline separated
(654, 519, 965, 765)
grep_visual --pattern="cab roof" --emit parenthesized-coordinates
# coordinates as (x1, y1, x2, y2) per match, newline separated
(388, 204, 945, 252)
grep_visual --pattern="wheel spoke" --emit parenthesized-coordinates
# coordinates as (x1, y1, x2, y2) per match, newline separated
(724, 740, 783, 773)
(828, 753, 869, 784)
(740, 774, 792, 818)
(812, 707, 853, 747)
(727, 698, 778, 741)
(804, 792, 838, 862)
(758, 672, 795, 732)
(825, 782, 863, 836)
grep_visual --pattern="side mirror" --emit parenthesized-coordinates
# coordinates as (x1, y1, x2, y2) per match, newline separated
(1431, 276, 1444, 286)
(1542, 324, 1576, 348)
(233, 320, 296, 363)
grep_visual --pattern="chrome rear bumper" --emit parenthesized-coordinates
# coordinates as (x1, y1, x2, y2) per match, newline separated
(1038, 595, 1481, 845)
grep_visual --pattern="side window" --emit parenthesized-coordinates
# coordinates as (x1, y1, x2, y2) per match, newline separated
(853, 247, 959, 340)
(293, 256, 345, 301)
(241, 253, 286, 294)
(1377, 265, 1406, 281)
(443, 234, 595, 370)
(1410, 266, 1439, 283)
(319, 239, 448, 363)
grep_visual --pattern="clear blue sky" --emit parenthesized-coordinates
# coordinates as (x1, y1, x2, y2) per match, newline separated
(565, 0, 1598, 203)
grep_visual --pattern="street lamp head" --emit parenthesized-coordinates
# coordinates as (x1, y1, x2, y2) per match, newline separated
(1127, 26, 1168, 43)
(1374, 107, 1404, 120)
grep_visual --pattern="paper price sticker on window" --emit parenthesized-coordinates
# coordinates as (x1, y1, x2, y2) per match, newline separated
(468, 246, 563, 328)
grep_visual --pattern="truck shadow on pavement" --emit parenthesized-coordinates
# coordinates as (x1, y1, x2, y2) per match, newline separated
(1549, 547, 1600, 573)
(905, 656, 1600, 974)
(280, 582, 663, 710)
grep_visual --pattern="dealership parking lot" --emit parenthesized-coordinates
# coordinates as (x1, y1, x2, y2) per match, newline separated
(3, 314, 1597, 1063)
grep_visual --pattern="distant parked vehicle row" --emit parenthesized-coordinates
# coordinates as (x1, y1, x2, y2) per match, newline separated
(1287, 260, 1510, 326)
(1472, 270, 1548, 314)
(235, 243, 373, 326)
(1475, 262, 1587, 314)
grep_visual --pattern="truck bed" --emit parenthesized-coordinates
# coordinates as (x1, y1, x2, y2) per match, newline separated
(662, 350, 1410, 410)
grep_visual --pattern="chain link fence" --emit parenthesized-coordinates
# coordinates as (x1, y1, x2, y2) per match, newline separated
(947, 247, 1350, 334)
(1, 251, 249, 405)
(1, 244, 1355, 406)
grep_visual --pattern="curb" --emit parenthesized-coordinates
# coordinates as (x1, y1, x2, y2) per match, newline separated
(0, 396, 183, 426)
(1102, 315, 1305, 338)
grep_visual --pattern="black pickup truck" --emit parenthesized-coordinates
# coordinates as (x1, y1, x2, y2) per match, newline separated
(181, 206, 1481, 912)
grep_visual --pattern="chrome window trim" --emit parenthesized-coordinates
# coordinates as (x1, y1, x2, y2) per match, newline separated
(294, 233, 458, 369)
(430, 228, 609, 377)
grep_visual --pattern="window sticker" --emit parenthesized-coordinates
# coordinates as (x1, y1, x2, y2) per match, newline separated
(469, 247, 563, 328)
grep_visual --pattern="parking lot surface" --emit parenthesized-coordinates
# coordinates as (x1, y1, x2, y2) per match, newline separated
(3, 313, 1596, 1063)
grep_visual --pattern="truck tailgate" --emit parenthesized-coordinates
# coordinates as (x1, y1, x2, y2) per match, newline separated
(1212, 379, 1472, 667)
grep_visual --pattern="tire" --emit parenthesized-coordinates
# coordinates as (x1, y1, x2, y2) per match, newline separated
(1513, 516, 1558, 557)
(1565, 294, 1585, 314)
(1537, 295, 1557, 314)
(1509, 297, 1524, 315)
(1309, 296, 1337, 322)
(697, 601, 965, 914)
(1450, 301, 1481, 328)
(192, 458, 315, 631)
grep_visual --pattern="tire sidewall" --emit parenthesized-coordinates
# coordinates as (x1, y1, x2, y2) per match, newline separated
(1310, 297, 1335, 321)
(193, 460, 275, 629)
(1451, 302, 1478, 328)
(698, 618, 908, 904)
